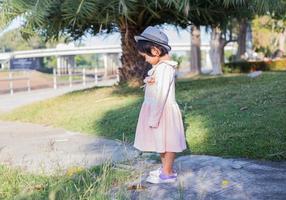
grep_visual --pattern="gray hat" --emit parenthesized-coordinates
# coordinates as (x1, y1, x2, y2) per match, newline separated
(134, 26, 171, 51)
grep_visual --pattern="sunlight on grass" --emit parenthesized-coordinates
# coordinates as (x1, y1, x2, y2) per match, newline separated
(178, 72, 286, 160)
(185, 116, 210, 153)
(1, 86, 141, 137)
(1, 72, 286, 160)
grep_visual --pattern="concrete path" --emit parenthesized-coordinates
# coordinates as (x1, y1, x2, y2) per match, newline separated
(0, 79, 117, 113)
(126, 155, 286, 200)
(0, 120, 138, 174)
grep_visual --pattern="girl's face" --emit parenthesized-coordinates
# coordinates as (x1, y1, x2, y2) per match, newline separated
(139, 47, 161, 65)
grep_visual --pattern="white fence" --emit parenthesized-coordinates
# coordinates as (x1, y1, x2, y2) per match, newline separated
(0, 70, 31, 95)
(0, 68, 119, 95)
(52, 68, 119, 89)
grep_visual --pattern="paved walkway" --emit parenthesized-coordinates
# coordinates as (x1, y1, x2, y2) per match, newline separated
(126, 155, 286, 200)
(0, 120, 138, 174)
(0, 79, 117, 113)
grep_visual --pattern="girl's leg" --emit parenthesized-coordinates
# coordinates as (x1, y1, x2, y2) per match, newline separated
(160, 153, 166, 167)
(162, 152, 176, 175)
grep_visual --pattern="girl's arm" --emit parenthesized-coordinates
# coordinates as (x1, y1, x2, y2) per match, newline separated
(148, 64, 175, 128)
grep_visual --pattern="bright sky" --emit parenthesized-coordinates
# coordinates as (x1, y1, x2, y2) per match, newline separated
(0, 17, 25, 37)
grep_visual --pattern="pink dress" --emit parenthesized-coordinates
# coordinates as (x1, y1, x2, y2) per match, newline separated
(134, 60, 187, 153)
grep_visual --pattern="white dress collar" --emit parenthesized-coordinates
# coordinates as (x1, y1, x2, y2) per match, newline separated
(154, 60, 178, 68)
(147, 60, 178, 76)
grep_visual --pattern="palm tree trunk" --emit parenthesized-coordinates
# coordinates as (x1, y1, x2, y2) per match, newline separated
(220, 44, 225, 65)
(119, 22, 151, 85)
(236, 18, 247, 60)
(190, 25, 201, 74)
(278, 28, 286, 55)
(210, 26, 223, 75)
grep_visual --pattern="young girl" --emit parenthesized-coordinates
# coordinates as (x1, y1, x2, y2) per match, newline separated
(134, 26, 187, 184)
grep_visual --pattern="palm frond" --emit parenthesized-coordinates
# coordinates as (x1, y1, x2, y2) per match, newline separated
(222, 0, 246, 7)
(62, 0, 97, 27)
(2, 0, 285, 42)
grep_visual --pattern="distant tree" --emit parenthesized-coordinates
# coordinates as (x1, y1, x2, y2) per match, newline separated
(269, 13, 286, 58)
(206, 0, 283, 74)
(252, 16, 278, 57)
(184, 1, 257, 75)
(0, 29, 44, 51)
(190, 25, 201, 74)
(194, 3, 247, 75)
(235, 0, 286, 60)
(251, 2, 286, 59)
(0, 29, 64, 52)
(186, 1, 249, 75)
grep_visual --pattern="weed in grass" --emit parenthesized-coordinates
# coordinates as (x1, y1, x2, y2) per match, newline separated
(177, 179, 185, 200)
(0, 157, 137, 199)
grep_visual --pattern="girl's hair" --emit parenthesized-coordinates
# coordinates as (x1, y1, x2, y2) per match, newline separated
(136, 40, 168, 57)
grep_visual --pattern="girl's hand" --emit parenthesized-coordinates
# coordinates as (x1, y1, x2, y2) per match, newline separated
(144, 76, 155, 84)
(148, 120, 159, 128)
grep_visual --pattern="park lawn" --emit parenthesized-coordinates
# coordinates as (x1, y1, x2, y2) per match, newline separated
(1, 72, 286, 161)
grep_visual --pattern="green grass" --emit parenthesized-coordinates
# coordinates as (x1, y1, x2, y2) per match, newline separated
(0, 163, 133, 200)
(1, 72, 286, 161)
(178, 72, 286, 161)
